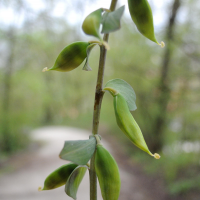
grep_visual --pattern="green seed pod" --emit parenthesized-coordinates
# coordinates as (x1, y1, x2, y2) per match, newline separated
(45, 42, 90, 72)
(39, 163, 78, 191)
(114, 93, 160, 159)
(82, 8, 103, 40)
(95, 144, 121, 200)
(128, 0, 162, 46)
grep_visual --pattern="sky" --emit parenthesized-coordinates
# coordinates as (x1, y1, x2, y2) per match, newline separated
(0, 0, 173, 30)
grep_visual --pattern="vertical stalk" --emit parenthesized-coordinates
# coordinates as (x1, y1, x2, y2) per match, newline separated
(89, 1, 118, 200)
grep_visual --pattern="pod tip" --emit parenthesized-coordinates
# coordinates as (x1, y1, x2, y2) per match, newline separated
(42, 67, 49, 72)
(159, 41, 165, 48)
(153, 153, 161, 159)
(38, 186, 43, 191)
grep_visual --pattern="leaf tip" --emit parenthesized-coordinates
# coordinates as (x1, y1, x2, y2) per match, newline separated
(159, 41, 165, 48)
(153, 153, 161, 159)
(42, 67, 49, 72)
(38, 186, 43, 191)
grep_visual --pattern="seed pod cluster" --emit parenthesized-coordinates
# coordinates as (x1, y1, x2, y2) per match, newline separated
(95, 144, 121, 200)
(114, 93, 160, 159)
(128, 0, 159, 45)
(46, 41, 90, 72)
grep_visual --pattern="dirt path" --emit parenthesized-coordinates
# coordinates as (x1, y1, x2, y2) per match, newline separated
(0, 126, 164, 200)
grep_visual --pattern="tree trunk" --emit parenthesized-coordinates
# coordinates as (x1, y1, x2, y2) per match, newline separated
(1, 29, 16, 152)
(150, 0, 181, 152)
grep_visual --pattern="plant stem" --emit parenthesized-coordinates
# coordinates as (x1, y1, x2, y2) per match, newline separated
(89, 1, 118, 200)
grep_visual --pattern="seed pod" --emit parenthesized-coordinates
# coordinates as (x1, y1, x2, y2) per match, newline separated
(82, 8, 103, 40)
(95, 144, 121, 200)
(39, 163, 78, 190)
(114, 93, 160, 159)
(47, 42, 90, 72)
(128, 0, 159, 44)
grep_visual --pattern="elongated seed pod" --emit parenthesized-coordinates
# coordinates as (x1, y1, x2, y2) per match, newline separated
(128, 0, 158, 44)
(39, 163, 78, 190)
(114, 93, 160, 159)
(47, 42, 89, 72)
(82, 8, 103, 39)
(95, 144, 121, 200)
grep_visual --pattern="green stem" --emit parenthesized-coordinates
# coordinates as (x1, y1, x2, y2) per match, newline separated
(89, 1, 118, 200)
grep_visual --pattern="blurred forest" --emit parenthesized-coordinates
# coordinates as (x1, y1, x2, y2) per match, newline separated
(0, 0, 200, 198)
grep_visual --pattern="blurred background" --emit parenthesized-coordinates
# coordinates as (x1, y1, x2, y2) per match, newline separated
(0, 0, 200, 199)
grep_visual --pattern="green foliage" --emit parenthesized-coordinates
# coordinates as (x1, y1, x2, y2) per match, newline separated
(82, 8, 103, 40)
(82, 6, 125, 39)
(41, 163, 78, 190)
(127, 0, 160, 45)
(104, 78, 137, 111)
(82, 43, 97, 71)
(65, 166, 87, 200)
(48, 41, 89, 72)
(101, 6, 125, 34)
(113, 93, 160, 158)
(95, 144, 121, 200)
(59, 137, 96, 165)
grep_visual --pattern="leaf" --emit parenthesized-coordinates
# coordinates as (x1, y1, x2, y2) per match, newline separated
(104, 78, 137, 111)
(46, 42, 89, 72)
(65, 166, 87, 200)
(82, 43, 97, 71)
(41, 163, 78, 190)
(101, 6, 125, 34)
(59, 137, 96, 165)
(82, 8, 103, 40)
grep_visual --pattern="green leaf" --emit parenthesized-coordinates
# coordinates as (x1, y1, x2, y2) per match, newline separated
(40, 163, 78, 190)
(59, 137, 96, 165)
(128, 0, 160, 45)
(82, 43, 97, 71)
(46, 42, 89, 72)
(82, 8, 103, 40)
(104, 78, 137, 111)
(65, 166, 87, 200)
(101, 6, 125, 34)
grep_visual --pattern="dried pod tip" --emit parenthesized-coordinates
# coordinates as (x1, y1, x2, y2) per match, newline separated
(153, 153, 161, 159)
(42, 67, 49, 72)
(159, 41, 165, 48)
(38, 186, 43, 191)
